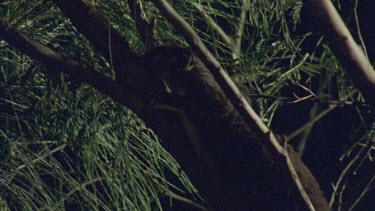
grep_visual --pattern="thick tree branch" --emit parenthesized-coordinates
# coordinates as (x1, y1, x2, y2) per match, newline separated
(304, 0, 375, 114)
(54, 0, 155, 99)
(0, 19, 145, 115)
(152, 0, 329, 210)
(54, 0, 141, 69)
(151, 0, 280, 153)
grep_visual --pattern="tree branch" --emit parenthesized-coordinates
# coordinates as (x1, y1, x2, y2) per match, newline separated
(192, 3, 237, 59)
(164, 191, 208, 211)
(14, 144, 67, 172)
(234, 0, 248, 56)
(330, 136, 374, 209)
(348, 176, 374, 210)
(304, 0, 375, 115)
(0, 19, 145, 115)
(127, 0, 158, 49)
(287, 90, 358, 142)
(54, 0, 141, 69)
(152, 0, 329, 210)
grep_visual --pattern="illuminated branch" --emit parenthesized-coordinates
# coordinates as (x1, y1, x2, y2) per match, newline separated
(305, 0, 375, 114)
(193, 3, 236, 58)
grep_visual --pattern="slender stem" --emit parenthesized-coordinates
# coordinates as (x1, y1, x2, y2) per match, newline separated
(329, 137, 373, 207)
(193, 3, 235, 55)
(15, 144, 67, 171)
(127, 0, 157, 48)
(0, 19, 145, 115)
(348, 176, 374, 210)
(165, 191, 208, 211)
(234, 0, 248, 56)
(353, 0, 368, 59)
(287, 90, 357, 142)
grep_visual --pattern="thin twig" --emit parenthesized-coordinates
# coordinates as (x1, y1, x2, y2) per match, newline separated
(329, 137, 374, 207)
(289, 82, 318, 154)
(296, 101, 319, 156)
(348, 176, 374, 211)
(14, 144, 67, 171)
(287, 90, 358, 142)
(192, 3, 236, 57)
(164, 191, 208, 211)
(353, 0, 368, 59)
(234, 0, 248, 56)
(127, 0, 157, 48)
(356, 142, 375, 150)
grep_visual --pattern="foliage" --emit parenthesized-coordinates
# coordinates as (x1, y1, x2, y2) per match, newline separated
(0, 1, 198, 210)
(0, 0, 373, 210)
